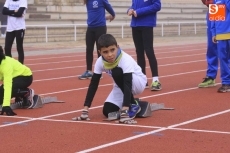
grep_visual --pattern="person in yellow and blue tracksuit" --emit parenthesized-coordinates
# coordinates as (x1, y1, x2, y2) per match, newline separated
(211, 0, 230, 92)
(198, 0, 218, 88)
(0, 46, 34, 116)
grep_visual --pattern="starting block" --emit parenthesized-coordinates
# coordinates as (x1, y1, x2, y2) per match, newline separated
(103, 111, 120, 121)
(0, 95, 64, 110)
(104, 101, 174, 121)
(41, 96, 64, 104)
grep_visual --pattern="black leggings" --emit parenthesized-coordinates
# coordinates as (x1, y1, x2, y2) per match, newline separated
(4, 29, 25, 64)
(85, 26, 107, 70)
(132, 27, 158, 77)
(0, 75, 33, 105)
(103, 102, 120, 117)
(111, 67, 136, 107)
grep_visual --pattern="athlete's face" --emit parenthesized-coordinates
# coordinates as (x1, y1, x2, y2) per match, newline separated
(99, 45, 119, 63)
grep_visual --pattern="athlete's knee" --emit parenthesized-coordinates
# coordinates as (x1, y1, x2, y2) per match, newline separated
(111, 67, 123, 79)
(103, 102, 120, 117)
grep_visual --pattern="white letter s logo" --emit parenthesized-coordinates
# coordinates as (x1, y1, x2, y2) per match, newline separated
(209, 4, 218, 14)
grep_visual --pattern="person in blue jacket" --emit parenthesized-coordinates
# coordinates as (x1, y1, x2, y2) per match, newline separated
(127, 0, 162, 91)
(78, 0, 115, 79)
(211, 0, 230, 92)
(198, 0, 218, 88)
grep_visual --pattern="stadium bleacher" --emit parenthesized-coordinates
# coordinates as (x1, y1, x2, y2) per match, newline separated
(0, 0, 207, 43)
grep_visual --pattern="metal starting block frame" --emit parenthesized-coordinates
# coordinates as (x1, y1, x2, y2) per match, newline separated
(104, 102, 174, 121)
(0, 95, 64, 110)
(150, 103, 175, 111)
(31, 95, 64, 109)
(40, 96, 64, 105)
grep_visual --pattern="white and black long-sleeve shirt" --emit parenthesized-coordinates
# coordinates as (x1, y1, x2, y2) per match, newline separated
(2, 0, 27, 32)
(84, 51, 146, 107)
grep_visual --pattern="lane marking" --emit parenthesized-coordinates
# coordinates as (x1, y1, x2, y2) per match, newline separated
(26, 53, 205, 66)
(171, 127, 230, 135)
(32, 59, 206, 72)
(41, 118, 230, 135)
(23, 44, 205, 61)
(2, 115, 229, 136)
(0, 83, 221, 128)
(77, 109, 230, 153)
(33, 69, 207, 82)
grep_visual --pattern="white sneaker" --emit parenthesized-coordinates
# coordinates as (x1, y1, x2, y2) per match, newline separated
(1, 34, 6, 38)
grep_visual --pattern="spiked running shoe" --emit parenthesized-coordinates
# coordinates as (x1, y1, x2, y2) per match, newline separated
(120, 102, 141, 119)
(14, 88, 34, 109)
(198, 77, 215, 88)
(129, 104, 141, 119)
(24, 88, 34, 109)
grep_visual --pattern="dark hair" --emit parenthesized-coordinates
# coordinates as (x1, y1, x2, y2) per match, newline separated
(84, 0, 87, 4)
(97, 34, 117, 50)
(0, 46, 6, 64)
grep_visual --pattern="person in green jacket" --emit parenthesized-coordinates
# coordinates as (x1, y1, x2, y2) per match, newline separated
(0, 45, 34, 116)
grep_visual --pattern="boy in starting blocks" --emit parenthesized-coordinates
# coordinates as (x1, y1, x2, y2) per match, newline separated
(73, 34, 148, 123)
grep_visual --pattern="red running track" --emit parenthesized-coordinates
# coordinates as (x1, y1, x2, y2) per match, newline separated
(0, 43, 230, 153)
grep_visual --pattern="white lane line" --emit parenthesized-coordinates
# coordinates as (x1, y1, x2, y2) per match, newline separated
(0, 115, 33, 120)
(39, 83, 113, 96)
(76, 109, 230, 153)
(26, 52, 205, 66)
(24, 45, 205, 61)
(32, 59, 206, 72)
(39, 73, 219, 96)
(2, 116, 229, 136)
(39, 118, 162, 129)
(0, 84, 199, 128)
(36, 118, 230, 135)
(0, 105, 102, 128)
(0, 84, 205, 128)
(33, 69, 206, 82)
(171, 127, 230, 135)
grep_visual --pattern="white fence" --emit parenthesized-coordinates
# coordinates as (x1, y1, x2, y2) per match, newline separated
(0, 21, 206, 43)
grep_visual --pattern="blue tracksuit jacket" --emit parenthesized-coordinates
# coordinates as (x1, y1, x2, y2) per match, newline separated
(128, 0, 161, 27)
(86, 0, 115, 27)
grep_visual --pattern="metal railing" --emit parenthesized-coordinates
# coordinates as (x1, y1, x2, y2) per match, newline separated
(0, 21, 206, 43)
